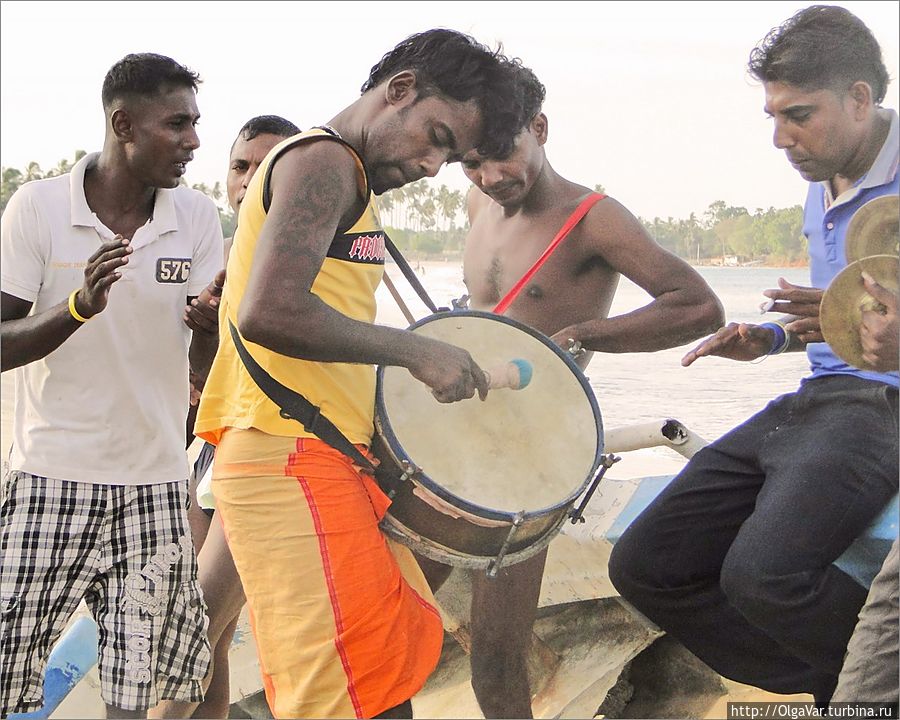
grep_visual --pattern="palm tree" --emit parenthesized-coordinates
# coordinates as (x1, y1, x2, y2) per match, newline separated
(434, 184, 459, 231)
(376, 191, 394, 227)
(442, 187, 464, 230)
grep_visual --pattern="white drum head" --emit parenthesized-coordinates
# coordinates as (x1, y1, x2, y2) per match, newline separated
(378, 313, 603, 515)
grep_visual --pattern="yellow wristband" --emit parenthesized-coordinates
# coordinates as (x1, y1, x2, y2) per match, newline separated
(68, 289, 90, 323)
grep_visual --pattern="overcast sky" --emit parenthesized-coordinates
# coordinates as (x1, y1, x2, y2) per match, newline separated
(2, 1, 898, 221)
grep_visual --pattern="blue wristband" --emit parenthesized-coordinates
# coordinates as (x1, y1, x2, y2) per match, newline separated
(760, 322, 788, 355)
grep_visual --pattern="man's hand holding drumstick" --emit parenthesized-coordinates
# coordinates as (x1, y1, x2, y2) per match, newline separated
(484, 358, 533, 391)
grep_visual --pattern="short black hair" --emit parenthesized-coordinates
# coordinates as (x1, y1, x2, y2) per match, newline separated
(748, 5, 889, 104)
(361, 28, 524, 159)
(102, 53, 201, 111)
(231, 115, 301, 154)
(237, 115, 301, 143)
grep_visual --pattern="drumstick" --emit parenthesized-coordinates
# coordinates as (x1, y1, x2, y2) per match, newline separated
(484, 358, 533, 391)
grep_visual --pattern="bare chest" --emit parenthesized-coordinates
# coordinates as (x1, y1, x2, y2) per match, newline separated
(463, 212, 617, 334)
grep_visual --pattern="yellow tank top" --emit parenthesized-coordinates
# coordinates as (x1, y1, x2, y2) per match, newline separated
(196, 128, 385, 447)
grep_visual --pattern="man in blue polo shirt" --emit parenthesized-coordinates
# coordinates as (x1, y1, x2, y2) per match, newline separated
(609, 4, 898, 705)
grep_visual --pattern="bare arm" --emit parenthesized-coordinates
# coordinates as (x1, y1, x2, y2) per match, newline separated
(1, 237, 131, 372)
(683, 276, 825, 368)
(682, 275, 819, 367)
(237, 141, 487, 402)
(551, 198, 724, 353)
(185, 268, 226, 385)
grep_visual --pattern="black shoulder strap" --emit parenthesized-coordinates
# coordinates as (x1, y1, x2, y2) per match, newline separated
(227, 320, 375, 472)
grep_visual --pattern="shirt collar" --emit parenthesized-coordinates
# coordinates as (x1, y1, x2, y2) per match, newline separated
(69, 152, 99, 228)
(69, 152, 179, 236)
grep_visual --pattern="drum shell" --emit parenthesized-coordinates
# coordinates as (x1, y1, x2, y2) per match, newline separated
(373, 430, 568, 560)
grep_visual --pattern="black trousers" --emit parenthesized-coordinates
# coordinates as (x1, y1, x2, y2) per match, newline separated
(609, 375, 899, 701)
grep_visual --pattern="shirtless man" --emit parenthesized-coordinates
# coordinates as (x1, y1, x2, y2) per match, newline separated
(447, 65, 725, 718)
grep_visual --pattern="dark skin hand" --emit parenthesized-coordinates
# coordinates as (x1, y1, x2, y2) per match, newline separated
(762, 277, 825, 344)
(859, 272, 899, 372)
(184, 269, 225, 448)
(682, 275, 830, 367)
(1, 235, 132, 371)
(182, 267, 227, 450)
(681, 322, 777, 366)
(184, 268, 226, 336)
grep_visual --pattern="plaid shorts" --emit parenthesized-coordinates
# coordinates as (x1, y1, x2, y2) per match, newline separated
(0, 471, 211, 714)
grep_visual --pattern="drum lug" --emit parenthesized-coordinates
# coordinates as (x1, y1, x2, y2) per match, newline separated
(565, 338, 586, 360)
(568, 453, 620, 524)
(486, 511, 526, 578)
(378, 459, 422, 501)
(399, 459, 422, 483)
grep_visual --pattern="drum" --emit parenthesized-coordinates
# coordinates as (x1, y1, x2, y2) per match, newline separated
(373, 311, 604, 573)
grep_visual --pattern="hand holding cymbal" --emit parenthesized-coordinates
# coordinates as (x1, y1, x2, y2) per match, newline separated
(484, 358, 533, 391)
(859, 271, 899, 372)
(820, 254, 899, 369)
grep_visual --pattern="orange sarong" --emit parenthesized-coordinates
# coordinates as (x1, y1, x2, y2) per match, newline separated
(211, 428, 443, 719)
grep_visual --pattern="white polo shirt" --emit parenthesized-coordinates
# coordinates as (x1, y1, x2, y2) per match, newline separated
(1, 153, 224, 485)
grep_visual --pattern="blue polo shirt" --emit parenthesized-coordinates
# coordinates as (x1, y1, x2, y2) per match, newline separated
(802, 108, 899, 388)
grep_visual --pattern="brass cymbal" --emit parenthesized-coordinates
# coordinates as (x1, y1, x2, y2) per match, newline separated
(821, 254, 899, 369)
(845, 195, 899, 263)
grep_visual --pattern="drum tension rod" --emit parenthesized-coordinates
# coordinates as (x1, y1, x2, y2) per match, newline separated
(569, 454, 621, 524)
(381, 459, 422, 500)
(487, 511, 526, 578)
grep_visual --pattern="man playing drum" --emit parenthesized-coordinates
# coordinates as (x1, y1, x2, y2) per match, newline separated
(425, 64, 726, 718)
(193, 30, 525, 720)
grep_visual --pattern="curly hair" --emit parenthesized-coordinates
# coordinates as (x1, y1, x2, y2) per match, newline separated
(360, 28, 525, 158)
(102, 53, 201, 111)
(747, 5, 889, 104)
(516, 64, 547, 130)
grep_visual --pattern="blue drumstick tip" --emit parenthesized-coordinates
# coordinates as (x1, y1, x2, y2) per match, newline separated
(510, 358, 533, 389)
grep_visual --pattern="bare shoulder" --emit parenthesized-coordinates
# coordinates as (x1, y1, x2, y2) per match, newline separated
(580, 194, 652, 249)
(577, 193, 704, 286)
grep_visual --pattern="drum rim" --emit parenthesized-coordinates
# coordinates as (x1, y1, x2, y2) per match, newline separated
(375, 309, 605, 522)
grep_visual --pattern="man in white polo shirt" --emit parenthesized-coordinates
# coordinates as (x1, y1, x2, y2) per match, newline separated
(0, 52, 221, 718)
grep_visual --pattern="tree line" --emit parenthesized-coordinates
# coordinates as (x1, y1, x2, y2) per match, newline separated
(1, 154, 805, 265)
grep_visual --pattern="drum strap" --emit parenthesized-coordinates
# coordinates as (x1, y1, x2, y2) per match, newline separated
(227, 320, 376, 472)
(493, 192, 606, 314)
